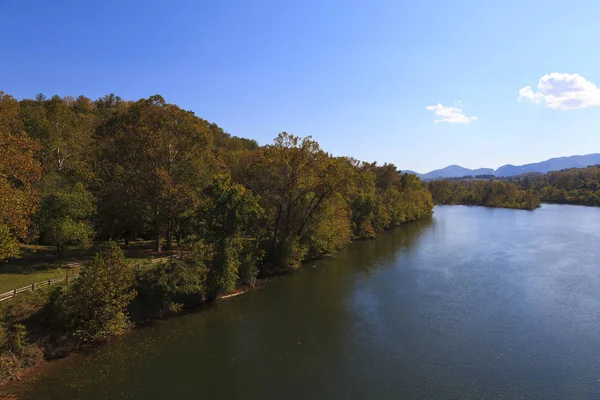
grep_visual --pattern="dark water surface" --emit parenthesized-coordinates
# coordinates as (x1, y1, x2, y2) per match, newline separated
(8, 205, 600, 399)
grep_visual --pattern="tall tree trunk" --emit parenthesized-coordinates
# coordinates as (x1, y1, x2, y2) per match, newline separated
(155, 204, 161, 252)
(165, 219, 173, 251)
(155, 233, 161, 252)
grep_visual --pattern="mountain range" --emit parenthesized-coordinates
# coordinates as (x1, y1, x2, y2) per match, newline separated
(404, 153, 600, 180)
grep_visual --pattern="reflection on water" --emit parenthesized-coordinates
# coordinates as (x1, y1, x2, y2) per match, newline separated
(6, 205, 600, 400)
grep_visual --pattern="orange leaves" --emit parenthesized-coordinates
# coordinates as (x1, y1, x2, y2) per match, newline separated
(0, 131, 41, 184)
(0, 131, 42, 260)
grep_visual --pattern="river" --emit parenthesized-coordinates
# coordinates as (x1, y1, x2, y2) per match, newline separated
(7, 204, 600, 399)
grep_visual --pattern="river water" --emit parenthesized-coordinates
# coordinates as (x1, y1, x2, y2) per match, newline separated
(8, 204, 600, 399)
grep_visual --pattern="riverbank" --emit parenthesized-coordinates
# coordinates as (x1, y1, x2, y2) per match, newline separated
(1, 216, 434, 391)
(0, 232, 393, 390)
(0, 265, 283, 390)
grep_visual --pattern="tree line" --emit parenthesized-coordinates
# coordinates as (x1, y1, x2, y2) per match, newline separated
(0, 90, 433, 380)
(427, 165, 600, 210)
(1, 91, 434, 270)
(509, 165, 600, 206)
(428, 179, 540, 210)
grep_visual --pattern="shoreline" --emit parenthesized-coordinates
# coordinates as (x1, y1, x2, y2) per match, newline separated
(0, 219, 430, 394)
(0, 276, 274, 393)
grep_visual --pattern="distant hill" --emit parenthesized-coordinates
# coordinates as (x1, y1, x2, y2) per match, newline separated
(494, 154, 600, 177)
(404, 165, 494, 180)
(405, 153, 600, 180)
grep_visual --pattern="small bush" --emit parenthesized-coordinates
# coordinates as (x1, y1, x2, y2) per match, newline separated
(0, 319, 44, 383)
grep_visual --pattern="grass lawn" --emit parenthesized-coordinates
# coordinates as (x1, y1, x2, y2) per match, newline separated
(0, 241, 182, 294)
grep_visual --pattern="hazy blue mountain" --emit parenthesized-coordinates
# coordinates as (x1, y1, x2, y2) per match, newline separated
(402, 170, 423, 177)
(417, 165, 494, 180)
(494, 154, 600, 177)
(406, 153, 600, 180)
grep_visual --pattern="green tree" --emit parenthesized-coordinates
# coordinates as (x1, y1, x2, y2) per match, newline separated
(344, 159, 378, 239)
(63, 241, 136, 343)
(246, 133, 348, 270)
(98, 95, 214, 250)
(20, 95, 94, 181)
(305, 192, 352, 256)
(134, 256, 207, 318)
(202, 174, 262, 299)
(356, 163, 433, 232)
(36, 174, 95, 257)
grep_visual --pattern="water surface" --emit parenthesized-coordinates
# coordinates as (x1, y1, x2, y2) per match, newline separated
(9, 205, 600, 399)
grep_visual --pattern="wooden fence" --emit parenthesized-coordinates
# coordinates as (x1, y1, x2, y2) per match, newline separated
(0, 275, 77, 303)
(0, 256, 178, 303)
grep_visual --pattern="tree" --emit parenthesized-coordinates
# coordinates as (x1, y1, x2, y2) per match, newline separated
(19, 95, 94, 181)
(349, 163, 433, 233)
(63, 241, 136, 343)
(134, 253, 207, 318)
(202, 174, 262, 299)
(35, 174, 95, 258)
(344, 158, 379, 239)
(0, 92, 24, 135)
(0, 131, 41, 261)
(305, 192, 352, 256)
(18, 94, 98, 257)
(98, 95, 214, 250)
(246, 133, 348, 270)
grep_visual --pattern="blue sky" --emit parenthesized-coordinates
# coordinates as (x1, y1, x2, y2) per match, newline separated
(2, 0, 600, 173)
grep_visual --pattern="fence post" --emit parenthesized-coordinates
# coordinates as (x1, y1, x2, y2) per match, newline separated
(13, 289, 16, 298)
(49, 278, 51, 286)
(32, 283, 35, 291)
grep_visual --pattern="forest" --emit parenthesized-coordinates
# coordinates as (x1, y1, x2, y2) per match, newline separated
(427, 165, 600, 210)
(0, 91, 434, 382)
(428, 179, 540, 210)
(510, 166, 600, 206)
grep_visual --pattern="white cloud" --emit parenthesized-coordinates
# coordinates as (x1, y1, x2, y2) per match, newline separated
(518, 73, 600, 110)
(426, 103, 477, 124)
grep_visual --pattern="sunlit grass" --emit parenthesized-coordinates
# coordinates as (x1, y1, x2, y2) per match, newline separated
(0, 241, 183, 294)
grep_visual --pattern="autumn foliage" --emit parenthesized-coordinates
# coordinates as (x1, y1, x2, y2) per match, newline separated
(0, 130, 41, 261)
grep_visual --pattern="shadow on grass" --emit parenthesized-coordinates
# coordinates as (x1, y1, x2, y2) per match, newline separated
(1, 241, 183, 276)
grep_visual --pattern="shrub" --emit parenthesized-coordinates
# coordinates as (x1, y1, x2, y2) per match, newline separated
(238, 242, 263, 287)
(133, 256, 207, 319)
(62, 241, 136, 343)
(0, 318, 43, 383)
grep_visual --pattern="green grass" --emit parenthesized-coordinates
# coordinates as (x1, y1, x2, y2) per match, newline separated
(0, 241, 182, 294)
